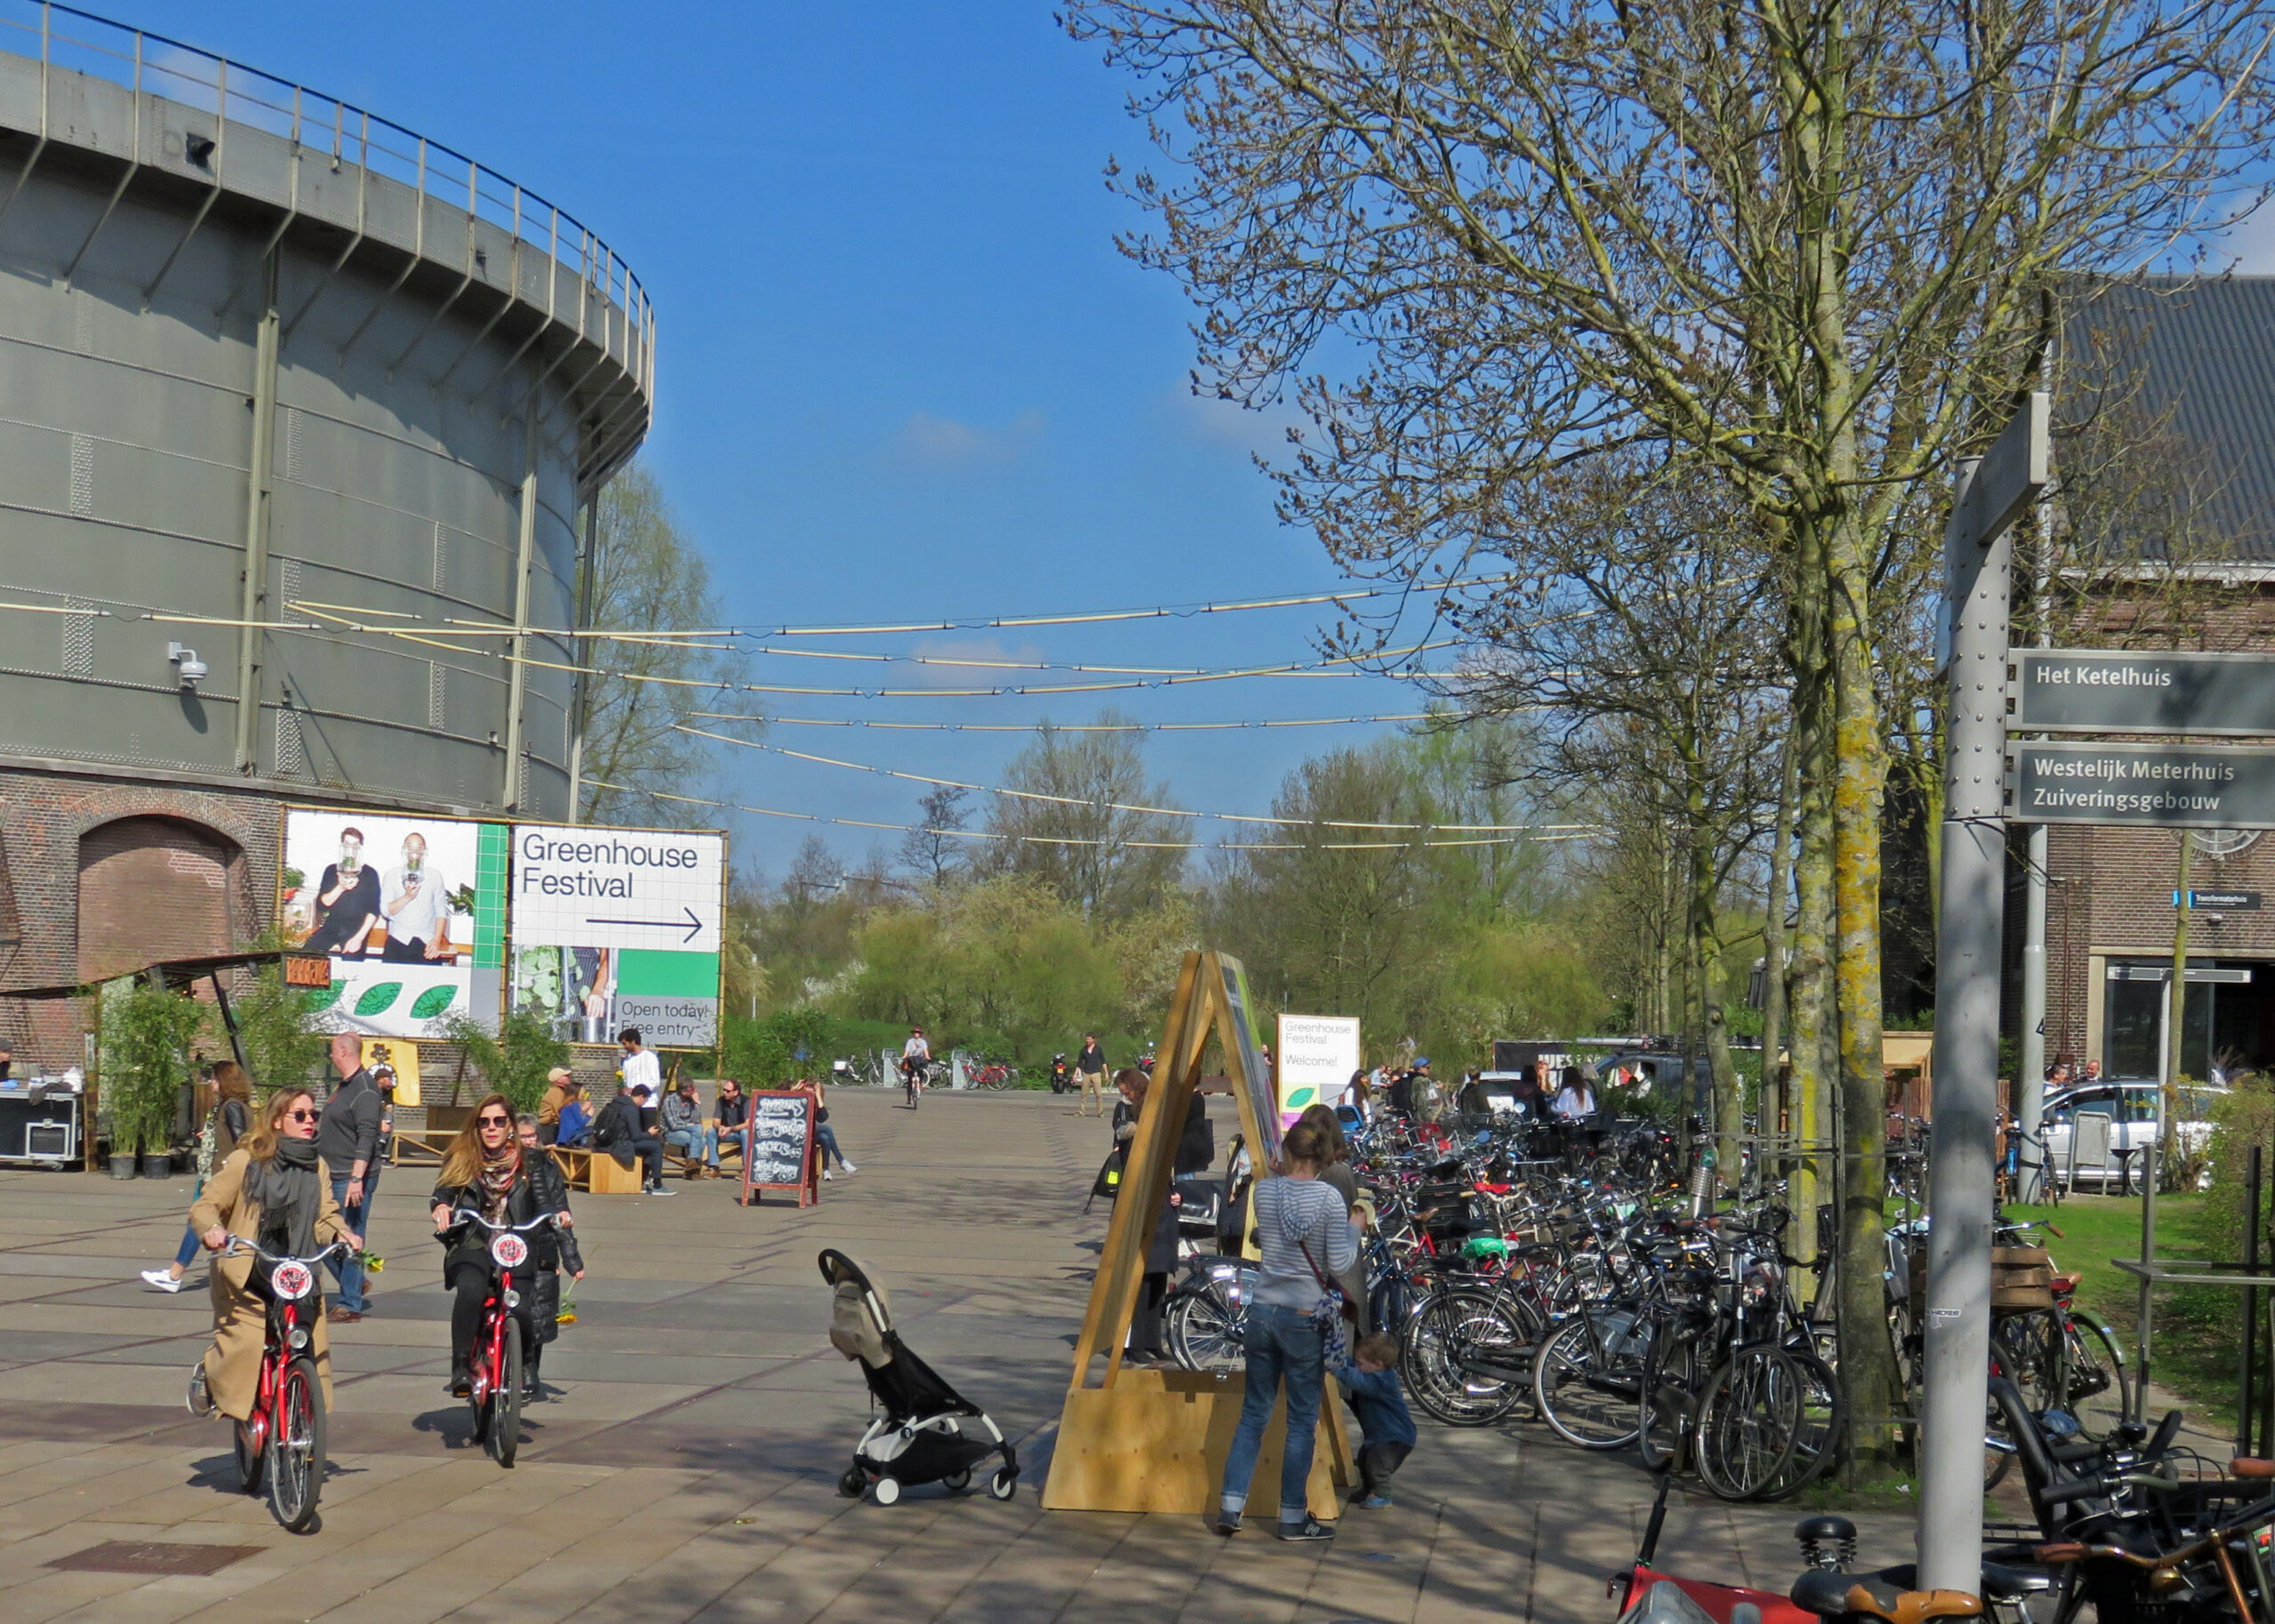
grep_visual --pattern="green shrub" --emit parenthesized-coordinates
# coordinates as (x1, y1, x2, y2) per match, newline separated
(439, 1010, 568, 1115)
(228, 962, 331, 1096)
(100, 980, 208, 1157)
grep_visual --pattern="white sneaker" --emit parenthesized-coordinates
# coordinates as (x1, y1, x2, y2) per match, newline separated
(842, 1163, 858, 1174)
(822, 1170, 834, 1181)
(141, 1269, 184, 1294)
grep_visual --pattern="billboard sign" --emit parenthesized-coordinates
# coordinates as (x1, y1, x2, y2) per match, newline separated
(279, 808, 506, 1037)
(1274, 1014, 1361, 1129)
(508, 824, 725, 1047)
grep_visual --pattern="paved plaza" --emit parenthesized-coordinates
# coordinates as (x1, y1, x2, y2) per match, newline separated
(0, 1089, 1912, 1622)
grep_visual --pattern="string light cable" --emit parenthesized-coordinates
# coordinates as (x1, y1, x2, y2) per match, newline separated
(674, 727, 1590, 835)
(587, 780, 1599, 851)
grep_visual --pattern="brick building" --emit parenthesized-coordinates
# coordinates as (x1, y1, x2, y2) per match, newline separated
(2029, 278, 2275, 1080)
(0, 20, 651, 1073)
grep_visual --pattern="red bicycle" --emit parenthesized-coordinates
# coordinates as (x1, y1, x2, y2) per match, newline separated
(444, 1209, 556, 1468)
(224, 1237, 375, 1532)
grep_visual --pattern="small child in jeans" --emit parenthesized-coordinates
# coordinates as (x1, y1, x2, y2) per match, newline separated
(1337, 1333, 1417, 1509)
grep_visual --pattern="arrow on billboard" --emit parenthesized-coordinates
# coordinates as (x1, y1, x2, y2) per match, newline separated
(587, 906, 705, 943)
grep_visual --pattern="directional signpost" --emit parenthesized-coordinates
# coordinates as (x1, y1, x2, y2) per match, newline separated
(2009, 741, 2275, 829)
(509, 824, 727, 1047)
(2015, 649, 2275, 736)
(1920, 394, 2048, 1595)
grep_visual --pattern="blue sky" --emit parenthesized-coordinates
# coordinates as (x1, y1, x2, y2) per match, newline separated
(113, 0, 1426, 876)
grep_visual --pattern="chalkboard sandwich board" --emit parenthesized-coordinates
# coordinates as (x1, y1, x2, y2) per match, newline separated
(738, 1089, 817, 1207)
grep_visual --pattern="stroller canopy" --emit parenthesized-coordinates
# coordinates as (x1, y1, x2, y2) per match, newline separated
(819, 1249, 894, 1369)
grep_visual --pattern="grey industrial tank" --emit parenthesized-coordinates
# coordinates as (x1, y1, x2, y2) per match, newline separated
(0, 5, 654, 819)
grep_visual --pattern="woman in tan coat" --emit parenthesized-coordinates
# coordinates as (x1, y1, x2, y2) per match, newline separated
(187, 1087, 360, 1421)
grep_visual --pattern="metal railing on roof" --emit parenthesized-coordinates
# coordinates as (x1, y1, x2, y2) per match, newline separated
(0, 0, 654, 401)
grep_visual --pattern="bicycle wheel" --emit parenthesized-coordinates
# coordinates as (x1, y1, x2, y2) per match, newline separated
(2063, 1312, 2131, 1440)
(267, 1355, 326, 1533)
(1531, 1310, 1644, 1449)
(1695, 1346, 1802, 1501)
(1165, 1289, 1242, 1372)
(1636, 1326, 1699, 1473)
(1401, 1288, 1529, 1427)
(1755, 1349, 1845, 1501)
(491, 1318, 524, 1468)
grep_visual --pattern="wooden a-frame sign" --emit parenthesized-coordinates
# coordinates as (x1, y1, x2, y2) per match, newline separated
(1041, 949, 1353, 1516)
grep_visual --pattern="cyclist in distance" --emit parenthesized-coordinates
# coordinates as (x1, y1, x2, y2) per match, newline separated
(187, 1087, 363, 1421)
(901, 1027, 932, 1104)
(429, 1093, 575, 1397)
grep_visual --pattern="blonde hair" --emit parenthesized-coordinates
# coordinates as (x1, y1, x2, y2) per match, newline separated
(438, 1092, 518, 1187)
(239, 1087, 315, 1165)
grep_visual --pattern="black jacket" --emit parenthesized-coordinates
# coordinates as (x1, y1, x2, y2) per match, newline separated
(430, 1156, 583, 1279)
(593, 1093, 647, 1165)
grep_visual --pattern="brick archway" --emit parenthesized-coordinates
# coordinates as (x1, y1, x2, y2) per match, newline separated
(77, 816, 243, 983)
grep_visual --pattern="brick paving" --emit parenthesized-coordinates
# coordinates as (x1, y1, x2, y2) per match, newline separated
(0, 1088, 1917, 1622)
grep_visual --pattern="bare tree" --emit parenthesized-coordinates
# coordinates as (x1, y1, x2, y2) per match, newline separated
(900, 784, 973, 886)
(973, 711, 1189, 919)
(575, 463, 762, 828)
(1070, 0, 2275, 1470)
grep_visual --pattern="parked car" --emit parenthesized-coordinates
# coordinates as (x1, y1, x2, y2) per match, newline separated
(2040, 1081, 2225, 1190)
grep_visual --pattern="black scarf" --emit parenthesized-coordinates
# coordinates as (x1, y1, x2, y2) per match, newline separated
(245, 1134, 323, 1258)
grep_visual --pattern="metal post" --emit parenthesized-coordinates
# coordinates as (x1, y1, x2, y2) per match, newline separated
(2242, 1143, 2263, 1456)
(1920, 394, 2047, 1596)
(2018, 822, 2049, 1202)
(500, 410, 539, 810)
(564, 489, 601, 824)
(2140, 838, 2191, 1413)
(232, 250, 282, 773)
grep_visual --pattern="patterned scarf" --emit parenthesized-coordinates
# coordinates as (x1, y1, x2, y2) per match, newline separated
(478, 1140, 522, 1222)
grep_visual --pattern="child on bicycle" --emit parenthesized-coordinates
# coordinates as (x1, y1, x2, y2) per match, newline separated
(1337, 1333, 1417, 1509)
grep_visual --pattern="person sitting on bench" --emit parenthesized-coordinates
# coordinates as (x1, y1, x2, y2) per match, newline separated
(661, 1077, 721, 1175)
(554, 1082, 594, 1149)
(594, 1083, 671, 1195)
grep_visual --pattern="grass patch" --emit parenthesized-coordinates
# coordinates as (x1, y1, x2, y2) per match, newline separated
(2003, 1194, 2256, 1437)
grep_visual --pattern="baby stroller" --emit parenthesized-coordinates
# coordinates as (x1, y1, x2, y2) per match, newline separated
(819, 1249, 1018, 1505)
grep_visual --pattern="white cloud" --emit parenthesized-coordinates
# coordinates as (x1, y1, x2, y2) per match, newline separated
(888, 410, 1043, 468)
(1173, 388, 1310, 458)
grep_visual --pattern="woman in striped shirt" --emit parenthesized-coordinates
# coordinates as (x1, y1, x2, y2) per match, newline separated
(1217, 1121, 1359, 1541)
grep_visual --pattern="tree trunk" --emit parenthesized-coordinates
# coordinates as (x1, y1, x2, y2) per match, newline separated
(1690, 776, 1741, 1188)
(1828, 522, 1904, 1480)
(1790, 685, 1836, 1307)
(1763, 736, 1798, 1182)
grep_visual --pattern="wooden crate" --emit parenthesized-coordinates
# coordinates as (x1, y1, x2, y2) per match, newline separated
(589, 1151, 645, 1195)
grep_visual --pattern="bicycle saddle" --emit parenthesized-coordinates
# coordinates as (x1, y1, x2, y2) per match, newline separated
(1789, 1569, 1983, 1621)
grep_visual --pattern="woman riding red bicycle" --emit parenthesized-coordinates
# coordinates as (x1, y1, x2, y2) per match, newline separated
(188, 1087, 362, 1423)
(429, 1093, 580, 1399)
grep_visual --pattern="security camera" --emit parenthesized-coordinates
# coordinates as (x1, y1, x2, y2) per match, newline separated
(168, 642, 208, 687)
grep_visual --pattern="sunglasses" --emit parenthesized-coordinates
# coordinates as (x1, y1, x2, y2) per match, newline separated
(283, 1108, 318, 1123)
(476, 1113, 511, 1126)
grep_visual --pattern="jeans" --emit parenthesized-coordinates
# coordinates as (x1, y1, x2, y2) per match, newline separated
(326, 1172, 371, 1312)
(664, 1125, 719, 1169)
(1356, 1439, 1412, 1500)
(173, 1222, 202, 1268)
(815, 1123, 848, 1167)
(1220, 1303, 1327, 1524)
(612, 1135, 665, 1184)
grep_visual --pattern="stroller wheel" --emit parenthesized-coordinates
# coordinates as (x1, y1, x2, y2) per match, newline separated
(987, 1467, 1018, 1502)
(942, 1467, 972, 1493)
(873, 1475, 901, 1506)
(837, 1467, 866, 1499)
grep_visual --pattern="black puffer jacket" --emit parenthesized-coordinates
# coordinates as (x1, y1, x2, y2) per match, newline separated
(430, 1152, 584, 1280)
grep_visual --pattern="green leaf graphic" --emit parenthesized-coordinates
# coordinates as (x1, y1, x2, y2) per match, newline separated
(410, 984, 458, 1019)
(354, 981, 403, 1017)
(1287, 1086, 1316, 1108)
(301, 983, 342, 1012)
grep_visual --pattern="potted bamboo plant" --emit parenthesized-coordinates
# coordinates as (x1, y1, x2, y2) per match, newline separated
(100, 980, 206, 1178)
